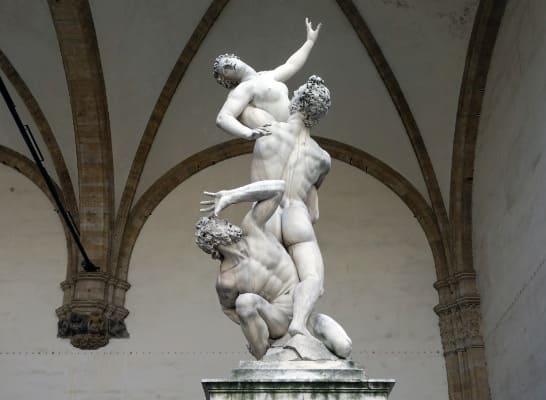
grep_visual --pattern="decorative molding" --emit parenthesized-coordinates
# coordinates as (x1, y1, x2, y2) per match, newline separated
(112, 0, 230, 278)
(436, 300, 484, 353)
(0, 50, 78, 220)
(336, 0, 452, 278)
(57, 311, 128, 350)
(49, 0, 114, 271)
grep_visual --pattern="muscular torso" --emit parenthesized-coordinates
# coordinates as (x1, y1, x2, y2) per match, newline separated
(216, 228, 299, 309)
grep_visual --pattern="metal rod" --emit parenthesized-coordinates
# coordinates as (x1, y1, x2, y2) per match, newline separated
(0, 75, 99, 272)
(25, 124, 44, 161)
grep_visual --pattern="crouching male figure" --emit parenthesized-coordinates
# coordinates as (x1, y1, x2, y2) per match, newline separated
(195, 180, 351, 360)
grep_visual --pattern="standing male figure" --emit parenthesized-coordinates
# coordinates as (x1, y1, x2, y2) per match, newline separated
(253, 75, 331, 336)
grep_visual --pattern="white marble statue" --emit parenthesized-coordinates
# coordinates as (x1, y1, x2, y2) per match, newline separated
(196, 180, 351, 360)
(215, 73, 332, 339)
(205, 19, 352, 360)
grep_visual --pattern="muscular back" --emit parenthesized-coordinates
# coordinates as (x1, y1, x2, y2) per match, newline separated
(251, 121, 331, 203)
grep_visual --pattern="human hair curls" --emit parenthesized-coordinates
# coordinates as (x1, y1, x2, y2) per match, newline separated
(195, 216, 243, 260)
(213, 54, 241, 89)
(289, 75, 331, 127)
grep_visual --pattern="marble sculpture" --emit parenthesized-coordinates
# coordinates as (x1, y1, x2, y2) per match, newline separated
(196, 19, 352, 361)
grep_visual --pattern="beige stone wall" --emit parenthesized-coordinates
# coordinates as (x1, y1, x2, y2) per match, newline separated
(0, 158, 447, 399)
(473, 1, 546, 398)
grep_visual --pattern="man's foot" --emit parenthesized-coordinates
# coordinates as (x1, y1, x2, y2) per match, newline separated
(288, 320, 312, 337)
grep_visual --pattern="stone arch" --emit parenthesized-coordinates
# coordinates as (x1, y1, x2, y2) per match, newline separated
(0, 144, 76, 283)
(116, 138, 447, 287)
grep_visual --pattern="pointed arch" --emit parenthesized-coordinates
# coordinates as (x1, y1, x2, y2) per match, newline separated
(116, 138, 446, 285)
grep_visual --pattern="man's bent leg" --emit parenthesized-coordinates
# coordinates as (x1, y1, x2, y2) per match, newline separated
(282, 205, 325, 337)
(262, 293, 292, 338)
(236, 293, 270, 359)
(236, 293, 291, 358)
(308, 312, 352, 358)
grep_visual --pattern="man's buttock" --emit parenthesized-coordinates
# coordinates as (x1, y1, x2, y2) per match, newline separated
(280, 203, 316, 245)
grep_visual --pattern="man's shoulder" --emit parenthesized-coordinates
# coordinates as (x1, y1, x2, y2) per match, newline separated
(228, 79, 255, 96)
(308, 139, 331, 165)
(308, 137, 328, 153)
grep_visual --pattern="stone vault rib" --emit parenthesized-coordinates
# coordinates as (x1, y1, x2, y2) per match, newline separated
(0, 50, 78, 222)
(49, 0, 114, 271)
(336, 0, 452, 279)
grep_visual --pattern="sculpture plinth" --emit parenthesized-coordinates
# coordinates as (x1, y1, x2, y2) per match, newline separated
(202, 361, 395, 400)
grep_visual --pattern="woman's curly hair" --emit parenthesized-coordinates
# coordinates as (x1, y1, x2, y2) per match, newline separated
(213, 54, 241, 89)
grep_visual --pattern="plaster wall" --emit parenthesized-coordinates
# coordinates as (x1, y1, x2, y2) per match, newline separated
(473, 0, 546, 399)
(0, 158, 447, 399)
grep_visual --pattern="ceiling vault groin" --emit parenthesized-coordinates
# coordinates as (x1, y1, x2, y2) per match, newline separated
(0, 0, 507, 392)
(111, 0, 230, 279)
(48, 0, 118, 349)
(0, 50, 78, 220)
(336, 0, 452, 278)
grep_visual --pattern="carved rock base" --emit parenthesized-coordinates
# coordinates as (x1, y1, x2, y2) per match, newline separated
(202, 361, 395, 400)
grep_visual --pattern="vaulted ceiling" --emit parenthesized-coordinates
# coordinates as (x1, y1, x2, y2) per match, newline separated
(1, 0, 477, 212)
(0, 0, 507, 397)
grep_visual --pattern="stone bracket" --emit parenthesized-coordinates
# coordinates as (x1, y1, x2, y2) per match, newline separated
(57, 272, 131, 349)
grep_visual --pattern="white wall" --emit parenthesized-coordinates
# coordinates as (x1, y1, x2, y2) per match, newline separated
(0, 157, 447, 399)
(473, 1, 546, 399)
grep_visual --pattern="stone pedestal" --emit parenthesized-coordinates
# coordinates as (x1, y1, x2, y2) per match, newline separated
(202, 360, 395, 399)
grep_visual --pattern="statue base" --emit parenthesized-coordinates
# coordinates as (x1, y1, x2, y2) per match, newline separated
(202, 360, 395, 399)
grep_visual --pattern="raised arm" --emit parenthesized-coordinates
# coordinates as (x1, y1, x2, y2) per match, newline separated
(272, 18, 321, 82)
(200, 180, 285, 228)
(216, 82, 272, 140)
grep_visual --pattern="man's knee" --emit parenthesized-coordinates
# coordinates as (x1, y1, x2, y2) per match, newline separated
(334, 337, 352, 359)
(236, 293, 261, 319)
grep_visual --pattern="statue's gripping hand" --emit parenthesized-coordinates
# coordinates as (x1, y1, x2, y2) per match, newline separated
(249, 123, 272, 139)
